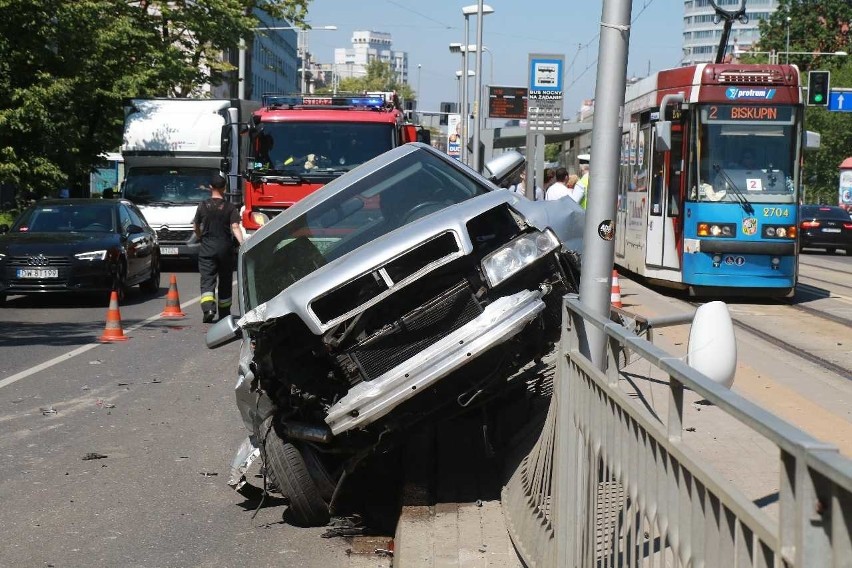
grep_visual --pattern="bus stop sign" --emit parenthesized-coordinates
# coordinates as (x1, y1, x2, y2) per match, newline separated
(527, 54, 564, 133)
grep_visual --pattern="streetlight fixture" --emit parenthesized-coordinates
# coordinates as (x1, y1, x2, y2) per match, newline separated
(455, 3, 493, 166)
(238, 24, 337, 99)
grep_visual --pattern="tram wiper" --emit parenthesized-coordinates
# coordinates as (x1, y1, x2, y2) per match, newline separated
(712, 164, 755, 215)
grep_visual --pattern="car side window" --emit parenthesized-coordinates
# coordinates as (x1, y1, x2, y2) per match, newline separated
(119, 206, 133, 233)
(127, 205, 148, 230)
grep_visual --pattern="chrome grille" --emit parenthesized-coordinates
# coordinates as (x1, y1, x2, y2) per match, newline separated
(7, 255, 72, 266)
(348, 281, 482, 381)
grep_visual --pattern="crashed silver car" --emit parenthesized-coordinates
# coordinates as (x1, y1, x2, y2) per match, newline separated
(207, 143, 584, 526)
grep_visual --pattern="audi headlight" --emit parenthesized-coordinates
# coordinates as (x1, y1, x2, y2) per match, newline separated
(75, 250, 107, 261)
(250, 211, 270, 226)
(481, 229, 560, 288)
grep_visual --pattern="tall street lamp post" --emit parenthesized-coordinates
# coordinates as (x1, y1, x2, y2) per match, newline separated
(464, 2, 493, 172)
(456, 4, 493, 166)
(238, 24, 337, 99)
(785, 16, 792, 64)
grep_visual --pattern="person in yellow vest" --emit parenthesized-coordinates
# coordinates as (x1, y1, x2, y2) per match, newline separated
(576, 155, 590, 209)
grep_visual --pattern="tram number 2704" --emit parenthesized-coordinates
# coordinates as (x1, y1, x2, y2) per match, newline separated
(763, 207, 790, 217)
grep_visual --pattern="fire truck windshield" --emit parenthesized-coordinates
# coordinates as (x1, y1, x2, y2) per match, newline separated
(253, 122, 395, 176)
(694, 104, 798, 204)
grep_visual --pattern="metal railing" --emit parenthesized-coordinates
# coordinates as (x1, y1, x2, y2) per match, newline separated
(502, 294, 852, 567)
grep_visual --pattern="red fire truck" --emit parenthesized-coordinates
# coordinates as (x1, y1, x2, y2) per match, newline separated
(241, 92, 421, 231)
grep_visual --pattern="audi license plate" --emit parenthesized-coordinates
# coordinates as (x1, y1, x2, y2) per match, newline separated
(17, 268, 59, 279)
(161, 247, 179, 255)
(822, 228, 841, 233)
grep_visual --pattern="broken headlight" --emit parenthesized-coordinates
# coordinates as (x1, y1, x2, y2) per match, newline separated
(481, 229, 560, 287)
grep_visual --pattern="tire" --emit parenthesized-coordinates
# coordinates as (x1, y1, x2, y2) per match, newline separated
(139, 256, 160, 294)
(112, 260, 128, 303)
(262, 417, 330, 527)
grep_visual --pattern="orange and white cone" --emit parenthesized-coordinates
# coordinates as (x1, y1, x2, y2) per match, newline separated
(99, 290, 129, 342)
(611, 270, 623, 309)
(161, 274, 186, 318)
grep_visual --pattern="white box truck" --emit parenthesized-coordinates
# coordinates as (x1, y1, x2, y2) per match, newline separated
(120, 98, 258, 259)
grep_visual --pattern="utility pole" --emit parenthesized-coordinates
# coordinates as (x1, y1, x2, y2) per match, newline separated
(577, 0, 633, 369)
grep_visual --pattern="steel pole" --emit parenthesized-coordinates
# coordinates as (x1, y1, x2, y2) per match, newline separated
(471, 1, 485, 172)
(576, 0, 633, 370)
(461, 16, 470, 165)
(238, 38, 246, 99)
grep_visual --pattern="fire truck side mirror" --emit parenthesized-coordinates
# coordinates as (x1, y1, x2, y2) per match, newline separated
(655, 121, 672, 152)
(416, 128, 431, 146)
(401, 124, 417, 143)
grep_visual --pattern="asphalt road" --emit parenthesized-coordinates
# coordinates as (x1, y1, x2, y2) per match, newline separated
(0, 262, 352, 567)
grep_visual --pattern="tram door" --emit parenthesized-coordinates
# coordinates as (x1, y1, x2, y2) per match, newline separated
(645, 126, 682, 269)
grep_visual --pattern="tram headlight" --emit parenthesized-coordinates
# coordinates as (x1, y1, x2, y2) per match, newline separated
(762, 225, 796, 239)
(698, 222, 736, 237)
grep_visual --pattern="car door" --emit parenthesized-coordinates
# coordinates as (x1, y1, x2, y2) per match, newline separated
(119, 204, 147, 282)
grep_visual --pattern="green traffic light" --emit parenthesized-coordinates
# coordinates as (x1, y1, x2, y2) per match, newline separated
(815, 94, 824, 102)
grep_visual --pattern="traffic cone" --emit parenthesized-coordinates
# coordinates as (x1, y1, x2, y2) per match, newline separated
(99, 290, 129, 342)
(161, 274, 186, 318)
(611, 270, 623, 309)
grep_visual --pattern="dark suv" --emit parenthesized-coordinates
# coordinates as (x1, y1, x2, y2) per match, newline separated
(799, 205, 852, 255)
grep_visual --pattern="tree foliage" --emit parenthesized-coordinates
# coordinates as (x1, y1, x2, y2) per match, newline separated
(0, 0, 308, 200)
(331, 60, 415, 104)
(756, 0, 852, 204)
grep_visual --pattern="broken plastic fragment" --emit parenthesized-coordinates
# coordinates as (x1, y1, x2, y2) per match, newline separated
(82, 453, 108, 460)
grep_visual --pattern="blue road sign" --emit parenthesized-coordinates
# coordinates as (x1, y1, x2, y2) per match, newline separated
(828, 90, 852, 112)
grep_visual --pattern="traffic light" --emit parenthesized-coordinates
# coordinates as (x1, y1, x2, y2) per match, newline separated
(807, 70, 830, 106)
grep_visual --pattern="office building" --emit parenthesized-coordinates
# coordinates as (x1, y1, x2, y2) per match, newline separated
(682, 0, 780, 65)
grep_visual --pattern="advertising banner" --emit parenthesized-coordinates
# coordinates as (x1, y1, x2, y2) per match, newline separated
(447, 114, 462, 160)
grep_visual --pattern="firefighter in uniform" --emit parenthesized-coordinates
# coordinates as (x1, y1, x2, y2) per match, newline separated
(193, 174, 244, 323)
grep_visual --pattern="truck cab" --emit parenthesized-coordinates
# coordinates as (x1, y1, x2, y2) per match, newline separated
(242, 92, 418, 231)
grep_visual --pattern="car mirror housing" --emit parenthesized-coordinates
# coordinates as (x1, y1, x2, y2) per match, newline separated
(0, 223, 9, 234)
(483, 151, 525, 187)
(206, 315, 242, 349)
(127, 224, 145, 234)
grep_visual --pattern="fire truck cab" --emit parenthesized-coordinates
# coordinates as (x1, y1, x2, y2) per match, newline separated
(242, 92, 419, 232)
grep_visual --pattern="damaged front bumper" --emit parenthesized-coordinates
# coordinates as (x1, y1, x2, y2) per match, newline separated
(325, 288, 546, 435)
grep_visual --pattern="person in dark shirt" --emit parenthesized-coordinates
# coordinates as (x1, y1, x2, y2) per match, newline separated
(193, 174, 244, 322)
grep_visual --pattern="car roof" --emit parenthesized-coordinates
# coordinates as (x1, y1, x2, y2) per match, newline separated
(36, 198, 119, 206)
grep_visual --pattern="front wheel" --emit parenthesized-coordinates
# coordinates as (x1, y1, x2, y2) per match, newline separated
(139, 257, 160, 294)
(112, 261, 128, 303)
(262, 417, 330, 527)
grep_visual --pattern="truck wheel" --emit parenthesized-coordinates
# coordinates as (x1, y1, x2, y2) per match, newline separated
(262, 417, 330, 527)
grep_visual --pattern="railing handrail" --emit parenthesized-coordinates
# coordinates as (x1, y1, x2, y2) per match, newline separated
(565, 295, 852, 492)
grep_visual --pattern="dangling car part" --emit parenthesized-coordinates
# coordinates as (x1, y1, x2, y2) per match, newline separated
(208, 143, 585, 527)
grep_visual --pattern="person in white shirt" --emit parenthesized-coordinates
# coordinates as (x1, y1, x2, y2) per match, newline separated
(511, 170, 544, 200)
(545, 167, 573, 201)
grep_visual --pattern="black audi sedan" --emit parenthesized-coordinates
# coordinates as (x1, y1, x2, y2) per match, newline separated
(799, 205, 852, 255)
(0, 199, 161, 305)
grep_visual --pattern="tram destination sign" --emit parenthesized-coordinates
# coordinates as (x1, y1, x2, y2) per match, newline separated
(488, 86, 527, 119)
(703, 104, 794, 122)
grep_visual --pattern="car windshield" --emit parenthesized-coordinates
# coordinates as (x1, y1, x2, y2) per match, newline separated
(801, 206, 851, 219)
(243, 148, 490, 309)
(13, 203, 116, 233)
(695, 104, 799, 204)
(252, 122, 395, 175)
(123, 166, 215, 204)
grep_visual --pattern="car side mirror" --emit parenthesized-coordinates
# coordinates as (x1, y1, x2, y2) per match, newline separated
(127, 224, 145, 234)
(206, 315, 242, 348)
(483, 151, 525, 186)
(0, 224, 9, 234)
(416, 128, 431, 145)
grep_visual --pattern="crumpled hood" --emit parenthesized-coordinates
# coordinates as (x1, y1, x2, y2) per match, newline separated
(239, 190, 584, 335)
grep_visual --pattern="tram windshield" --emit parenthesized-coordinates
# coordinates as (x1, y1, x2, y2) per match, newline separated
(694, 104, 798, 205)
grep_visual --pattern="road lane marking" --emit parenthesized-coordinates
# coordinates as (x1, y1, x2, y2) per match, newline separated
(0, 283, 232, 390)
